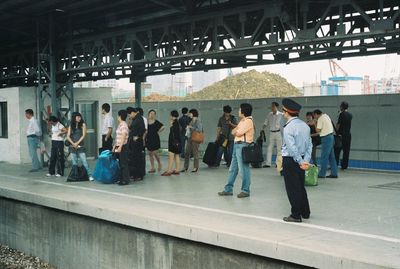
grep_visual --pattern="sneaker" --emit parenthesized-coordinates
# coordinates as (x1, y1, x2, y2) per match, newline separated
(46, 173, 53, 177)
(89, 176, 94, 181)
(55, 174, 62, 177)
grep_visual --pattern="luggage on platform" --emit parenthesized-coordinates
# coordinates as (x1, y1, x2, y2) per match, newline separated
(67, 165, 89, 182)
(202, 142, 219, 166)
(93, 150, 120, 184)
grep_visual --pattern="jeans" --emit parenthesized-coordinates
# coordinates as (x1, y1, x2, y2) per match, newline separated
(224, 143, 251, 194)
(27, 136, 41, 170)
(216, 140, 234, 166)
(70, 152, 92, 176)
(318, 134, 338, 177)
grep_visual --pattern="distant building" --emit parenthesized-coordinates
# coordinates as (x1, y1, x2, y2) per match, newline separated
(364, 77, 400, 94)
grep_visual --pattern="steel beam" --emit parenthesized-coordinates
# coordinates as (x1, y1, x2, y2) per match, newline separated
(0, 0, 399, 87)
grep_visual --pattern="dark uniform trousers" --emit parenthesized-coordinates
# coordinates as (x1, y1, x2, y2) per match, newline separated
(282, 157, 310, 219)
(118, 144, 130, 183)
(335, 134, 351, 169)
(128, 139, 145, 179)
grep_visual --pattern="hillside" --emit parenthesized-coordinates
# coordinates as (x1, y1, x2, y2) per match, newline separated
(184, 70, 300, 100)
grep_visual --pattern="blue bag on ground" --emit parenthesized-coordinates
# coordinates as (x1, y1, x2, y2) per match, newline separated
(93, 150, 120, 184)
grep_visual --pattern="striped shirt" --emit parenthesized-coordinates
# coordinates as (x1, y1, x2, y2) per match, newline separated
(115, 121, 129, 147)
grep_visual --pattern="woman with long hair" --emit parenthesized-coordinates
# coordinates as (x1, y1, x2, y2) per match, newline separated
(161, 110, 181, 176)
(146, 109, 165, 173)
(182, 108, 203, 173)
(66, 112, 93, 181)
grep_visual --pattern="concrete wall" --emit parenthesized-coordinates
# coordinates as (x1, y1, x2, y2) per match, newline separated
(0, 87, 37, 164)
(0, 197, 307, 269)
(0, 86, 112, 164)
(113, 94, 400, 163)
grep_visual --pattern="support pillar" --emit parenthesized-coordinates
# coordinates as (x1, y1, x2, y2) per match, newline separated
(132, 76, 146, 108)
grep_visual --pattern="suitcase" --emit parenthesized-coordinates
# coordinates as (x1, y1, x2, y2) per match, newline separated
(305, 165, 318, 186)
(203, 142, 219, 166)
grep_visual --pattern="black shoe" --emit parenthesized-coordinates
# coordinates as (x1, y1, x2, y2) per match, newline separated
(283, 216, 302, 223)
(262, 165, 271, 168)
(326, 175, 338, 178)
(117, 180, 129, 185)
(302, 214, 310, 219)
(317, 175, 325, 178)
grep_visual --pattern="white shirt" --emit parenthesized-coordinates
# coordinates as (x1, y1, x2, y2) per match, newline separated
(263, 111, 284, 131)
(27, 117, 42, 136)
(317, 114, 334, 137)
(102, 113, 114, 135)
(51, 122, 65, 141)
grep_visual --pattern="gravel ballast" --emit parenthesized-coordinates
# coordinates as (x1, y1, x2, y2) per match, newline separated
(0, 245, 56, 269)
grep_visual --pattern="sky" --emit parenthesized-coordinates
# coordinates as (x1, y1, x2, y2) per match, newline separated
(118, 53, 400, 90)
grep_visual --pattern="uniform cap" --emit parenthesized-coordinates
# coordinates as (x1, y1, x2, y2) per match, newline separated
(282, 98, 301, 113)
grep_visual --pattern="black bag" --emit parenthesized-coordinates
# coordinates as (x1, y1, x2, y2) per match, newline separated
(203, 142, 219, 166)
(334, 135, 342, 148)
(67, 165, 89, 182)
(242, 143, 264, 164)
(331, 120, 342, 149)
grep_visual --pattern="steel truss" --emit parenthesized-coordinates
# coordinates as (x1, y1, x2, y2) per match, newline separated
(0, 0, 399, 86)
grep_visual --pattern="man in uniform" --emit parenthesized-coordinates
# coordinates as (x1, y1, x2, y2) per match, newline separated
(281, 98, 312, 222)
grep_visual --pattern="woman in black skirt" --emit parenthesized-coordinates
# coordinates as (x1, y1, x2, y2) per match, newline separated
(161, 110, 181, 176)
(146, 110, 165, 173)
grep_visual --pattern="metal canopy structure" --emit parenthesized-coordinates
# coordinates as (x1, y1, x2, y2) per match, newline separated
(0, 0, 400, 108)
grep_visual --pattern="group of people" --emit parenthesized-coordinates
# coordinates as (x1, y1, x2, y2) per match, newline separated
(25, 98, 352, 222)
(217, 99, 352, 222)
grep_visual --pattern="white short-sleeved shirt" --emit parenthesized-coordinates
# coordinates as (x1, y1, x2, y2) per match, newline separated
(102, 113, 114, 135)
(317, 114, 334, 137)
(51, 122, 65, 141)
(27, 117, 42, 136)
(263, 111, 284, 131)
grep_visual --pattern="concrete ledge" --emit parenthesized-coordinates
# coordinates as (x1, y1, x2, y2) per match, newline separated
(0, 175, 399, 269)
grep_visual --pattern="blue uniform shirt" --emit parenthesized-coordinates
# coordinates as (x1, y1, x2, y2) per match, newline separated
(282, 117, 312, 165)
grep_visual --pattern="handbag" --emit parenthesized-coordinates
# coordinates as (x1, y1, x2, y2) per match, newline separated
(305, 165, 318, 186)
(67, 165, 89, 182)
(334, 134, 342, 148)
(191, 130, 205, 143)
(242, 130, 263, 164)
(242, 142, 264, 164)
(331, 120, 342, 148)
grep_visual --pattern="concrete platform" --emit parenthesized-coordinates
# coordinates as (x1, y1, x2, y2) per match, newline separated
(0, 159, 399, 269)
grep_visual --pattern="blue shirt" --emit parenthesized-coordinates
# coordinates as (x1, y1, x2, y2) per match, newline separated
(282, 117, 312, 165)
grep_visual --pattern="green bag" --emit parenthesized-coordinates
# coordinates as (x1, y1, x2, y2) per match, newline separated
(305, 165, 318, 186)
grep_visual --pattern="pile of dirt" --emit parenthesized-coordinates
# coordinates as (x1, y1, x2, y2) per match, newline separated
(139, 93, 182, 102)
(184, 70, 301, 100)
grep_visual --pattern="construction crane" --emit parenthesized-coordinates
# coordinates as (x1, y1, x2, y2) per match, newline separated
(329, 59, 348, 77)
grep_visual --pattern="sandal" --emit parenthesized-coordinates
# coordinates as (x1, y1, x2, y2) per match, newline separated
(161, 171, 172, 176)
(172, 170, 180, 175)
(191, 168, 198, 173)
(148, 169, 156, 173)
